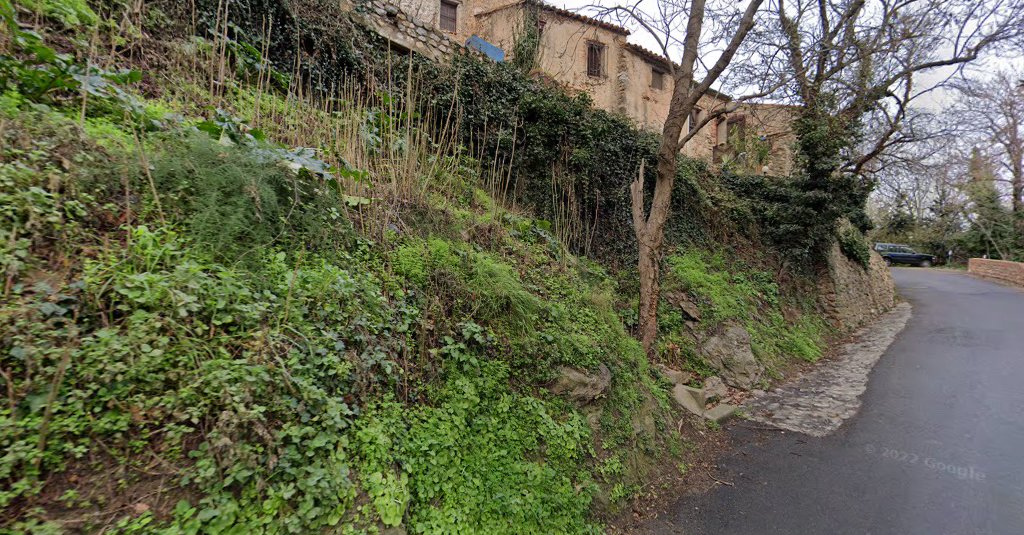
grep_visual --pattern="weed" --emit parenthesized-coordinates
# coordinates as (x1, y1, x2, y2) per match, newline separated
(676, 461, 689, 475)
(466, 252, 540, 331)
(15, 0, 97, 28)
(149, 132, 354, 264)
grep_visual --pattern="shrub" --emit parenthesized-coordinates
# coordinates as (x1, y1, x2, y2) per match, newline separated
(838, 225, 871, 267)
(149, 132, 354, 264)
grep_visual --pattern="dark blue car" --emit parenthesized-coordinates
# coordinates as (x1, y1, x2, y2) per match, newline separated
(874, 243, 937, 267)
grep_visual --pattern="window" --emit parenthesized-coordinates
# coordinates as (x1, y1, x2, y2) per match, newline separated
(439, 0, 457, 32)
(587, 41, 605, 77)
(727, 117, 746, 144)
(689, 107, 701, 133)
(651, 67, 665, 90)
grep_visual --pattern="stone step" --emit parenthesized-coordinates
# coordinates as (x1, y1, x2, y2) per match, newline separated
(672, 384, 737, 423)
(672, 384, 705, 415)
(705, 403, 738, 423)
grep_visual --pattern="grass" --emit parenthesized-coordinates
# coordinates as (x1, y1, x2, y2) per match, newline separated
(0, 3, 840, 531)
(659, 249, 829, 376)
(0, 86, 673, 531)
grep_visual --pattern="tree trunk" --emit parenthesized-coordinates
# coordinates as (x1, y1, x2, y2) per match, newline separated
(1013, 176, 1024, 251)
(624, 0, 762, 357)
(636, 235, 660, 355)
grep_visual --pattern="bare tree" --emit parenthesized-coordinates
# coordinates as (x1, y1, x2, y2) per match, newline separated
(586, 0, 766, 356)
(758, 0, 1024, 176)
(870, 112, 963, 220)
(951, 70, 1024, 239)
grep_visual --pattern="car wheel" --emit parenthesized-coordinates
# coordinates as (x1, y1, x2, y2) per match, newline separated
(884, 258, 893, 267)
(920, 260, 932, 268)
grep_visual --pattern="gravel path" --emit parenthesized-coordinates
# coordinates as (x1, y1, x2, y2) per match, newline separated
(743, 302, 913, 437)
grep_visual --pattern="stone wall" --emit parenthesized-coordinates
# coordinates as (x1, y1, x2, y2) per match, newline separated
(968, 258, 1024, 287)
(819, 244, 897, 331)
(355, 0, 461, 61)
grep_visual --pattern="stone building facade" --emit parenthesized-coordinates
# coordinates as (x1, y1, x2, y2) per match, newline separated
(358, 0, 796, 175)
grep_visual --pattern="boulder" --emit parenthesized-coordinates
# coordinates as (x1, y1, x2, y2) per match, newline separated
(656, 364, 694, 385)
(548, 364, 611, 403)
(702, 376, 729, 401)
(665, 291, 701, 323)
(699, 323, 763, 389)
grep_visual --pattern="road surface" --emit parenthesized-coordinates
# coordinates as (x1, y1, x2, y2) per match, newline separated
(647, 268, 1024, 534)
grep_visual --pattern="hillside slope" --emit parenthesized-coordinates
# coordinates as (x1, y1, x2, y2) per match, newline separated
(0, 0, 892, 532)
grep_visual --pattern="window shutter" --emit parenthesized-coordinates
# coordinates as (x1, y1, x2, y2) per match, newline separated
(587, 42, 604, 77)
(651, 68, 664, 90)
(440, 1, 457, 32)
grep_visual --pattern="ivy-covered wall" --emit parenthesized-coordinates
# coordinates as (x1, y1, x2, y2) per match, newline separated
(151, 0, 733, 266)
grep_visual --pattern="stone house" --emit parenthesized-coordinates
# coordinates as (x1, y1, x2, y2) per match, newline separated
(361, 0, 796, 175)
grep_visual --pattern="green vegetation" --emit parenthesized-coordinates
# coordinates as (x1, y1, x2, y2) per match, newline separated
(0, 0, 839, 531)
(873, 148, 1022, 263)
(838, 225, 872, 268)
(13, 0, 96, 27)
(0, 90, 622, 531)
(659, 250, 827, 375)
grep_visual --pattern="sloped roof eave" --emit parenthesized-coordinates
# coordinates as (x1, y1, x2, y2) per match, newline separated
(529, 1, 630, 36)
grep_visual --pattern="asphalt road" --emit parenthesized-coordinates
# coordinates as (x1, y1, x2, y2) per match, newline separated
(647, 268, 1024, 534)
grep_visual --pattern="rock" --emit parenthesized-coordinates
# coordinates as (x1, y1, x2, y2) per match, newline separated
(665, 291, 701, 322)
(699, 323, 763, 389)
(672, 384, 705, 415)
(703, 376, 729, 401)
(705, 403, 738, 423)
(818, 219, 896, 330)
(548, 364, 611, 403)
(656, 364, 694, 385)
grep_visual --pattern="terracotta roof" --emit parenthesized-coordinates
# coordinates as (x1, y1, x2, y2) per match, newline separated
(532, 1, 630, 36)
(624, 42, 671, 69)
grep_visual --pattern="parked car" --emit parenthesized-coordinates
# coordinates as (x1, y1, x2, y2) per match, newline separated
(873, 243, 937, 267)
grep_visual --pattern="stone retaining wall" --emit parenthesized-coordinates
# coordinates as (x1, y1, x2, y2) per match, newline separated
(819, 244, 896, 331)
(353, 0, 461, 61)
(968, 258, 1024, 287)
